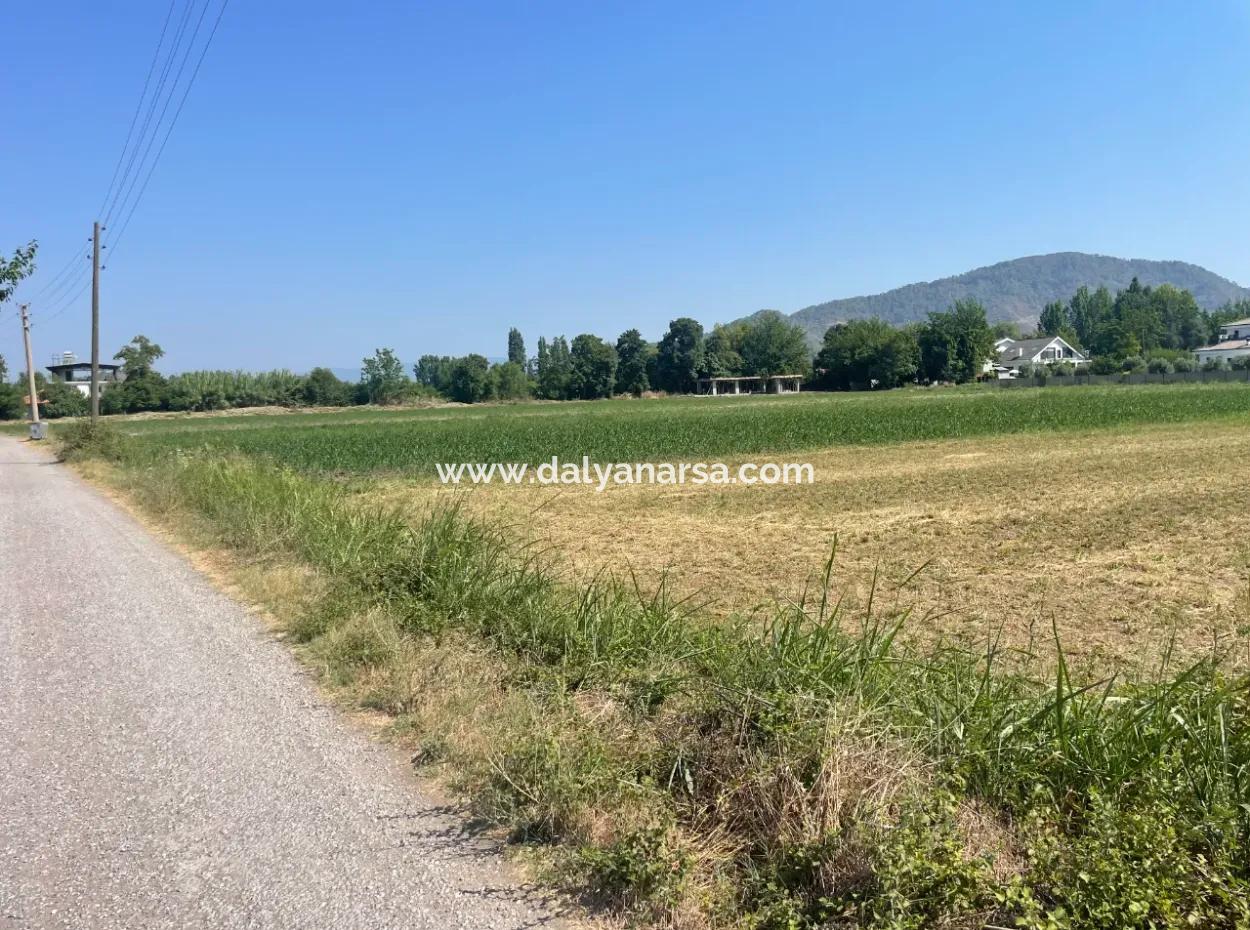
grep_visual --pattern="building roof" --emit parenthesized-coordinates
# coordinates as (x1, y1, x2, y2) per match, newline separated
(698, 374, 804, 382)
(46, 361, 121, 371)
(995, 336, 1086, 368)
(1196, 339, 1250, 353)
(1221, 317, 1250, 327)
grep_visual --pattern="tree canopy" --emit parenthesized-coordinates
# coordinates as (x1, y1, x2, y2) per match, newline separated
(918, 300, 995, 383)
(816, 318, 919, 390)
(655, 318, 705, 393)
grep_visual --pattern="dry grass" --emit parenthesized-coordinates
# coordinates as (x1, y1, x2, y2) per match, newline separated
(377, 419, 1250, 666)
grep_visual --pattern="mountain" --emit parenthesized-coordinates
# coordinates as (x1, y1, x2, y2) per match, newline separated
(751, 253, 1250, 345)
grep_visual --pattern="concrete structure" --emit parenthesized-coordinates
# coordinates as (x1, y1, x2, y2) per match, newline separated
(45, 351, 122, 398)
(696, 374, 803, 396)
(990, 336, 1088, 379)
(1195, 318, 1250, 367)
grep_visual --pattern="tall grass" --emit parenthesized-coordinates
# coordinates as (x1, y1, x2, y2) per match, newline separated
(105, 448, 1250, 929)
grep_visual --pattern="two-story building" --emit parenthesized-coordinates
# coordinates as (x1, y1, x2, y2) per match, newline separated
(1195, 318, 1250, 367)
(989, 336, 1089, 378)
(45, 352, 123, 398)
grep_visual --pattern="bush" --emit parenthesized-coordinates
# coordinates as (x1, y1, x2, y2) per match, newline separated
(1172, 357, 1195, 373)
(0, 383, 23, 420)
(1230, 355, 1250, 371)
(1089, 356, 1119, 375)
(54, 420, 123, 462)
(1121, 355, 1147, 374)
(37, 380, 89, 418)
(1146, 357, 1173, 374)
(1202, 357, 1227, 372)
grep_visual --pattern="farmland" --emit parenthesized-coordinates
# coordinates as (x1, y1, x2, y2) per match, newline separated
(109, 381, 1250, 474)
(52, 381, 1250, 928)
(82, 382, 1250, 665)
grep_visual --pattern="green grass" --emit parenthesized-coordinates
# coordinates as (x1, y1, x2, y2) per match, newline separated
(100, 382, 1250, 475)
(76, 431, 1250, 929)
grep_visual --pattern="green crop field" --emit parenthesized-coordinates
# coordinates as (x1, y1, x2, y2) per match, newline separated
(105, 381, 1250, 475)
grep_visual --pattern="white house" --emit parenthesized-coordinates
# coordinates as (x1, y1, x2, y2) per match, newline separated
(45, 352, 122, 398)
(1195, 318, 1250, 367)
(989, 336, 1088, 379)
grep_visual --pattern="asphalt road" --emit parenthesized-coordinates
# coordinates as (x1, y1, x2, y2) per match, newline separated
(0, 436, 563, 930)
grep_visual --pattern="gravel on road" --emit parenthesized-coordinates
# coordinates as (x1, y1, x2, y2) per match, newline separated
(0, 436, 565, 930)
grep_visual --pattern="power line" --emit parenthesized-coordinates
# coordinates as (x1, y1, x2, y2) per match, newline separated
(31, 247, 89, 298)
(96, 0, 181, 222)
(104, 0, 212, 230)
(102, 0, 200, 226)
(36, 254, 91, 307)
(34, 275, 93, 327)
(107, 0, 230, 262)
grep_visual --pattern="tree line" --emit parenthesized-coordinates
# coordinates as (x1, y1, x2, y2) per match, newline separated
(5, 239, 1247, 419)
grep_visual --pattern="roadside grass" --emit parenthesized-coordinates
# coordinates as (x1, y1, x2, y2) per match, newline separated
(100, 382, 1250, 475)
(75, 434, 1250, 930)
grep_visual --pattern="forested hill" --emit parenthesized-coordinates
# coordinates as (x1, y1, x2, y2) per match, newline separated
(762, 253, 1250, 344)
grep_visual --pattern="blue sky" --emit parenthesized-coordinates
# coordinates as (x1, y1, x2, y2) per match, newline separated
(3, 1, 1249, 373)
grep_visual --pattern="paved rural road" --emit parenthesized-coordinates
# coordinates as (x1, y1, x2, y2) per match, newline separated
(0, 436, 564, 930)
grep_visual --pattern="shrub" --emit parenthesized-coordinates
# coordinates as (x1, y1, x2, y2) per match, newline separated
(1089, 356, 1119, 375)
(1172, 357, 1195, 373)
(54, 420, 123, 462)
(1146, 357, 1173, 374)
(1121, 355, 1147, 374)
(1202, 357, 1227, 372)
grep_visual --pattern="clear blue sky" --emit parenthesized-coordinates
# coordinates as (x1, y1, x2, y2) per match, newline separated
(3, 1, 1249, 373)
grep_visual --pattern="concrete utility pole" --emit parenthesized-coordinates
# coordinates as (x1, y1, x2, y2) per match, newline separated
(90, 220, 101, 423)
(19, 304, 40, 428)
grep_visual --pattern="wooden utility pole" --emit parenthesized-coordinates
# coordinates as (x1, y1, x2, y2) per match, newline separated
(19, 304, 40, 427)
(90, 220, 101, 423)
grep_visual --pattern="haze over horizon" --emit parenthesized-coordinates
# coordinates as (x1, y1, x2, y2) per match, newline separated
(4, 1, 1249, 373)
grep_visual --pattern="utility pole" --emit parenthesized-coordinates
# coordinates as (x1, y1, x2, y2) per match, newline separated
(19, 303, 41, 430)
(90, 220, 101, 423)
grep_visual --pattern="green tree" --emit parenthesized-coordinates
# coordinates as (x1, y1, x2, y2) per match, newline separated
(107, 335, 167, 412)
(361, 348, 407, 404)
(507, 327, 526, 367)
(569, 334, 618, 400)
(0, 355, 8, 382)
(992, 320, 1023, 340)
(918, 300, 995, 383)
(655, 318, 705, 393)
(1038, 301, 1066, 336)
(1113, 278, 1164, 353)
(1151, 284, 1205, 350)
(815, 319, 919, 390)
(0, 240, 37, 305)
(738, 311, 809, 377)
(536, 336, 573, 399)
(413, 355, 455, 394)
(492, 361, 530, 400)
(114, 334, 165, 378)
(614, 329, 650, 396)
(447, 354, 493, 403)
(702, 323, 746, 377)
(303, 367, 350, 406)
(0, 383, 22, 419)
(38, 378, 89, 418)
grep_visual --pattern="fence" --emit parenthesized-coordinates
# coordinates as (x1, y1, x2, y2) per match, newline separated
(994, 369, 1250, 389)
